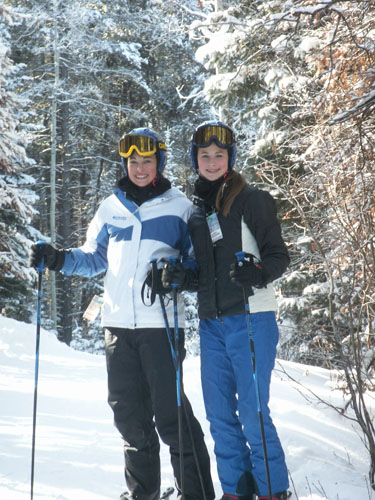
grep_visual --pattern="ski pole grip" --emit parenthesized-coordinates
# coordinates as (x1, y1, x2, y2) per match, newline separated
(169, 256, 178, 266)
(36, 241, 46, 273)
(235, 251, 246, 264)
(168, 256, 179, 288)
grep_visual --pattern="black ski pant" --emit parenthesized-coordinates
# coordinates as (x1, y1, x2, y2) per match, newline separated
(105, 327, 215, 500)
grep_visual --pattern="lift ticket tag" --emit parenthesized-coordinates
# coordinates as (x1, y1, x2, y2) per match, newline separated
(83, 295, 103, 322)
(206, 213, 223, 243)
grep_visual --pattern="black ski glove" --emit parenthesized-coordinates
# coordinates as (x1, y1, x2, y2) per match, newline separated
(29, 243, 66, 272)
(229, 255, 265, 289)
(162, 261, 187, 290)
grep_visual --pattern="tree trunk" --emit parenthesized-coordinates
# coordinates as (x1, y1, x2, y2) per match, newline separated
(57, 62, 73, 345)
(49, 0, 59, 329)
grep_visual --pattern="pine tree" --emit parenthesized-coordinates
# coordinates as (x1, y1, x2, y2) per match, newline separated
(0, 3, 37, 321)
(6, 0, 153, 343)
(5, 0, 212, 347)
(189, 0, 375, 487)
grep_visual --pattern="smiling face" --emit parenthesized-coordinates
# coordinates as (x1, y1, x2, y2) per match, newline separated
(197, 143, 229, 181)
(127, 152, 158, 187)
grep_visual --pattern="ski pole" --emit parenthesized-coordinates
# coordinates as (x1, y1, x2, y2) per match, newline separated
(31, 242, 45, 500)
(235, 251, 273, 500)
(168, 256, 185, 500)
(149, 259, 177, 366)
(153, 259, 207, 500)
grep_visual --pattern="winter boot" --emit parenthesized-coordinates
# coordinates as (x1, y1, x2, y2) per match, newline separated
(119, 493, 134, 500)
(119, 488, 173, 500)
(119, 492, 140, 500)
(258, 490, 291, 500)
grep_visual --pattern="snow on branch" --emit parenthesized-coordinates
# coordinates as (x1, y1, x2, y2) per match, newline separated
(331, 90, 375, 123)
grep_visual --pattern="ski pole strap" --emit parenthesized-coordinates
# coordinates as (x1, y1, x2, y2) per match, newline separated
(150, 260, 158, 305)
(141, 259, 159, 306)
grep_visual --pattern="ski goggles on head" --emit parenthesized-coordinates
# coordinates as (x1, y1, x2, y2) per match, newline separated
(192, 124, 235, 149)
(118, 134, 167, 158)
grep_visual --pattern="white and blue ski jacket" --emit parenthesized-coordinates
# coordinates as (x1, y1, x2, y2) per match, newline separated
(61, 186, 195, 329)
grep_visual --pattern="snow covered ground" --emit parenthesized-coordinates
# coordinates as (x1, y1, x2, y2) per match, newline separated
(0, 315, 374, 500)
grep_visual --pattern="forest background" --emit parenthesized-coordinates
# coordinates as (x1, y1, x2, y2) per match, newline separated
(0, 0, 374, 491)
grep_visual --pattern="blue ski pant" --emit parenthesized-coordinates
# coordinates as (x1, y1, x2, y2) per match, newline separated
(199, 312, 289, 497)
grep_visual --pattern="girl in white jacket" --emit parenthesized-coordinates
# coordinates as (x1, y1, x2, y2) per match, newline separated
(30, 128, 215, 500)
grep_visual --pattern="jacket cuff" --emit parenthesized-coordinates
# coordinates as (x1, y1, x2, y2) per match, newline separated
(183, 268, 199, 292)
(49, 249, 66, 272)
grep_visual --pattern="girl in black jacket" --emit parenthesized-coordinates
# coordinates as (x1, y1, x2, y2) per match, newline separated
(164, 121, 290, 500)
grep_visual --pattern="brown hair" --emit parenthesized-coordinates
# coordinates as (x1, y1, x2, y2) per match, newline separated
(215, 170, 247, 216)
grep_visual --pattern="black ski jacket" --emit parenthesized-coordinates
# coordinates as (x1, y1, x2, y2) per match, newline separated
(188, 184, 290, 320)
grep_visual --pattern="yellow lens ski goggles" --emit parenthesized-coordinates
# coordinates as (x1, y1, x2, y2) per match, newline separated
(119, 134, 167, 158)
(193, 124, 235, 148)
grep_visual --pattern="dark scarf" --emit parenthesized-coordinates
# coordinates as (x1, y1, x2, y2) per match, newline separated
(118, 175, 171, 206)
(194, 175, 227, 213)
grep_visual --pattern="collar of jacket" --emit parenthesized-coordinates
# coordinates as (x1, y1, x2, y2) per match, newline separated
(118, 175, 171, 206)
(193, 175, 227, 214)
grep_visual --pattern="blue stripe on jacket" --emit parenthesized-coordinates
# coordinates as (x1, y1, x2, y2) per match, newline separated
(141, 216, 191, 254)
(63, 223, 109, 278)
